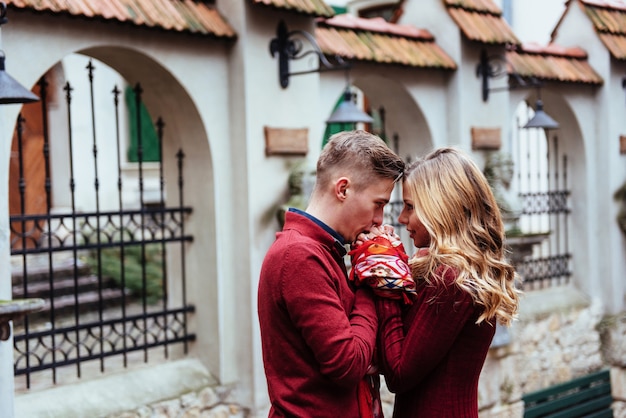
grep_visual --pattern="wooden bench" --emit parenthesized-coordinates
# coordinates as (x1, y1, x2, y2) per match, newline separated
(523, 369, 613, 418)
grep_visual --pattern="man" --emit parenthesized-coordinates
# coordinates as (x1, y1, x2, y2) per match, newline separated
(258, 130, 405, 417)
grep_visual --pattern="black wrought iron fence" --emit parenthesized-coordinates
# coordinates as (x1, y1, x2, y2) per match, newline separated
(9, 60, 195, 389)
(514, 117, 572, 289)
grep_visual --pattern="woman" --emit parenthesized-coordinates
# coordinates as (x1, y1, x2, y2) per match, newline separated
(355, 147, 520, 417)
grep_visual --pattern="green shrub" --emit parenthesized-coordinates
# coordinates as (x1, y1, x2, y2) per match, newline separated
(86, 244, 164, 304)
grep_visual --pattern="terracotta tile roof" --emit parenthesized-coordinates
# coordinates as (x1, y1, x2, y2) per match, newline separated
(579, 0, 626, 60)
(315, 14, 456, 70)
(5, 0, 237, 39)
(507, 43, 603, 85)
(444, 0, 520, 45)
(250, 0, 335, 18)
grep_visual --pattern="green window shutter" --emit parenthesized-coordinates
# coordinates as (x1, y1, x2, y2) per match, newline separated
(371, 107, 387, 144)
(125, 86, 160, 163)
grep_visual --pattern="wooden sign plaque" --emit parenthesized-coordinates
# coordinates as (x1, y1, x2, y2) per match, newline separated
(264, 127, 309, 156)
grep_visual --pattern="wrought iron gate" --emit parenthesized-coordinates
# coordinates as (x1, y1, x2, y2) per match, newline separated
(9, 59, 195, 389)
(513, 102, 572, 289)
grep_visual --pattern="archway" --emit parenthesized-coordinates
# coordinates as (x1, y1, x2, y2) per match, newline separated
(508, 92, 587, 292)
(8, 46, 219, 390)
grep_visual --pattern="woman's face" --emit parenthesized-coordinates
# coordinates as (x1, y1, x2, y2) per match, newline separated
(398, 183, 430, 248)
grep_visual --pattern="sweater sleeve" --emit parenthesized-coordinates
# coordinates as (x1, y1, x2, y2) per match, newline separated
(281, 249, 377, 389)
(376, 272, 476, 394)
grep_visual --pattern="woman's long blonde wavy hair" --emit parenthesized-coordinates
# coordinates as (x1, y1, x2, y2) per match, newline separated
(405, 147, 521, 326)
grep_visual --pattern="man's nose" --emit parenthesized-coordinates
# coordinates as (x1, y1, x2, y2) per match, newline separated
(372, 210, 384, 226)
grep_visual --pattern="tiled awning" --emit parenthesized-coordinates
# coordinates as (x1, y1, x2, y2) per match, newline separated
(315, 14, 456, 70)
(5, 0, 237, 39)
(444, 0, 520, 45)
(507, 43, 603, 85)
(580, 0, 626, 60)
(250, 0, 335, 18)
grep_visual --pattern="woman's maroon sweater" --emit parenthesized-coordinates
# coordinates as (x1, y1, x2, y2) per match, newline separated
(377, 268, 496, 418)
(258, 211, 377, 417)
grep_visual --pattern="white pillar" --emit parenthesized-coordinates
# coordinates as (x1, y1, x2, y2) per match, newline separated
(0, 103, 16, 417)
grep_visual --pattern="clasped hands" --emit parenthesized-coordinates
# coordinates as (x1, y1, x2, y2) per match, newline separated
(353, 224, 401, 249)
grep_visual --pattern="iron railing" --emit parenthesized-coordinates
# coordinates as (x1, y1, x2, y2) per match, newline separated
(9, 60, 195, 389)
(514, 121, 572, 289)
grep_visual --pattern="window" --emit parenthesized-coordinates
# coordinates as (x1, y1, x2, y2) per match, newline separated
(358, 1, 403, 22)
(125, 86, 160, 163)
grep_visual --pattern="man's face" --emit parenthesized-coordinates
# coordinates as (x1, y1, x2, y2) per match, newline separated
(339, 178, 396, 243)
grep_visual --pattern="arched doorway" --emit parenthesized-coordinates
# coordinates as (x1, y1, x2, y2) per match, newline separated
(9, 47, 215, 391)
(508, 94, 584, 291)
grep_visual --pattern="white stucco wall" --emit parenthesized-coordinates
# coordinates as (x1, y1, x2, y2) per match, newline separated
(500, 0, 566, 44)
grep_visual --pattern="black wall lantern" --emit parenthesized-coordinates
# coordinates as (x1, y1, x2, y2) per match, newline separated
(269, 20, 372, 125)
(476, 49, 558, 130)
(523, 99, 559, 130)
(0, 53, 39, 104)
(0, 2, 39, 104)
(326, 88, 374, 124)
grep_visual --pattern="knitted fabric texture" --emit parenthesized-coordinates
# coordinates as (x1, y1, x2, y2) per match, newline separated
(349, 235, 416, 304)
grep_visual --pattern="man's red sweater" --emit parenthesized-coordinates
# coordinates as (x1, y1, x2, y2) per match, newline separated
(258, 211, 377, 417)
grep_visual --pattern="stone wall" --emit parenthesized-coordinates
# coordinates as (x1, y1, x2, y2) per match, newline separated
(600, 312, 626, 417)
(106, 386, 246, 418)
(14, 359, 246, 418)
(476, 286, 606, 417)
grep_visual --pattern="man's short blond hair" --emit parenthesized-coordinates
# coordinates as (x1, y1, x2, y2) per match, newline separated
(316, 130, 404, 191)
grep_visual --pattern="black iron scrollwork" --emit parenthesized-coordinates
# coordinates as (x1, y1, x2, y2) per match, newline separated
(0, 2, 7, 26)
(475, 49, 509, 102)
(269, 20, 350, 88)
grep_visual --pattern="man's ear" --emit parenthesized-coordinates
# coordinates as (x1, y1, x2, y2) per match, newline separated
(335, 177, 349, 201)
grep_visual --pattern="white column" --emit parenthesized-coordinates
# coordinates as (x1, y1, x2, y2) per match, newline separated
(0, 103, 16, 418)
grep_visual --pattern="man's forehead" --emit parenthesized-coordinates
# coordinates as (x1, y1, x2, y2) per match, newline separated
(362, 178, 396, 195)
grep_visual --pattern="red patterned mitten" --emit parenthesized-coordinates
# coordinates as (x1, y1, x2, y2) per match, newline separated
(349, 235, 416, 304)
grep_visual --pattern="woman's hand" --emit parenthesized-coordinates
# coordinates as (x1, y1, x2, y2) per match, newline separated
(381, 224, 400, 242)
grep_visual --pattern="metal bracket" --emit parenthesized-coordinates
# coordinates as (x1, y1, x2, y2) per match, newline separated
(476, 49, 508, 102)
(269, 20, 350, 89)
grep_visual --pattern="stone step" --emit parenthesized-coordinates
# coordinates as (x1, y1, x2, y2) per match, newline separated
(15, 288, 131, 324)
(12, 275, 112, 300)
(11, 255, 91, 286)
